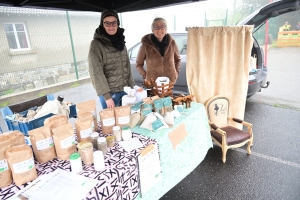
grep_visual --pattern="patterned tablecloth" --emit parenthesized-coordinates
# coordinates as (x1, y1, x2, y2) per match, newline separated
(0, 131, 156, 200)
(0, 102, 212, 200)
(133, 102, 213, 200)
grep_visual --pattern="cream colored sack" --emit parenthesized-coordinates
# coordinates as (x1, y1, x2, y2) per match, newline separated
(6, 144, 37, 186)
(52, 123, 77, 160)
(28, 126, 57, 164)
(75, 117, 93, 142)
(99, 108, 115, 134)
(76, 100, 98, 131)
(9, 130, 26, 146)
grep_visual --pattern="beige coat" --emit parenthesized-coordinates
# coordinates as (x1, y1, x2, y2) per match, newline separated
(136, 33, 181, 83)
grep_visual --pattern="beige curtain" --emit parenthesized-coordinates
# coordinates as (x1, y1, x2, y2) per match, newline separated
(186, 26, 253, 129)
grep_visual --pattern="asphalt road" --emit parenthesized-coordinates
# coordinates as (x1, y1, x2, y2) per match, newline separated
(0, 47, 299, 200)
(160, 47, 300, 200)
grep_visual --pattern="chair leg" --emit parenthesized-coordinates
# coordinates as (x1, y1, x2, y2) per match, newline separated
(222, 148, 228, 163)
(247, 141, 252, 154)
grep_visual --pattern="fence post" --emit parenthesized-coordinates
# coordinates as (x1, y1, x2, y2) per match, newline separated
(66, 11, 79, 80)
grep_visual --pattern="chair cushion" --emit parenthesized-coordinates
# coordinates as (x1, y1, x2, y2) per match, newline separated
(211, 126, 250, 146)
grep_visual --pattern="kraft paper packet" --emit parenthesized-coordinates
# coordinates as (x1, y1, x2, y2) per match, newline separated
(99, 108, 115, 134)
(76, 100, 98, 131)
(28, 126, 57, 164)
(114, 105, 131, 128)
(77, 112, 95, 132)
(52, 123, 77, 160)
(0, 130, 26, 188)
(75, 117, 93, 142)
(6, 144, 37, 186)
(44, 114, 68, 128)
(0, 134, 13, 188)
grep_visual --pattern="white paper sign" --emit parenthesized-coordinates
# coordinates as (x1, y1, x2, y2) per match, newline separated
(36, 137, 54, 150)
(138, 144, 161, 197)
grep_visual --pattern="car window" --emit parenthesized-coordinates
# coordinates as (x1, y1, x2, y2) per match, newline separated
(130, 43, 142, 58)
(172, 35, 187, 55)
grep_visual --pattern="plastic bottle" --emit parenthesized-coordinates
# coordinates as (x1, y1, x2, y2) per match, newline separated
(70, 152, 82, 173)
(93, 150, 105, 171)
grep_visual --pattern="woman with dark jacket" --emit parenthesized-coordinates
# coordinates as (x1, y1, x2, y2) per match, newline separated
(136, 17, 181, 84)
(88, 10, 134, 109)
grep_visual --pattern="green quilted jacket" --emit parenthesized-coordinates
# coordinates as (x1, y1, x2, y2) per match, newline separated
(88, 30, 134, 100)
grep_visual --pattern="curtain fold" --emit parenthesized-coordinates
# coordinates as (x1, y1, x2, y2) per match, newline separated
(186, 26, 254, 129)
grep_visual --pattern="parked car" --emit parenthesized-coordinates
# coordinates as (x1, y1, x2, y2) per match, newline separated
(128, 0, 299, 98)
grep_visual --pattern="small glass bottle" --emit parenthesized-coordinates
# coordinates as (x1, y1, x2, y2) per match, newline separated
(113, 126, 122, 142)
(97, 137, 108, 154)
(91, 132, 99, 150)
(122, 126, 132, 141)
(106, 136, 115, 148)
(70, 152, 82, 173)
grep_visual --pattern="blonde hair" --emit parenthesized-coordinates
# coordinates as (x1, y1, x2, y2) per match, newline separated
(151, 17, 167, 31)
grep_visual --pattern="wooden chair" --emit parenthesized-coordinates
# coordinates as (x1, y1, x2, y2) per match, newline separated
(204, 95, 253, 163)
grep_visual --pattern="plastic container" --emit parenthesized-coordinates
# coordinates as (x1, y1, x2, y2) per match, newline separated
(70, 152, 82, 173)
(97, 137, 107, 154)
(113, 126, 122, 142)
(93, 151, 105, 171)
(1, 94, 77, 136)
(91, 132, 99, 150)
(122, 126, 132, 141)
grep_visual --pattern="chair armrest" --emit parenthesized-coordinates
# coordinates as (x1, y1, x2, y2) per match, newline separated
(229, 117, 253, 135)
(209, 122, 226, 136)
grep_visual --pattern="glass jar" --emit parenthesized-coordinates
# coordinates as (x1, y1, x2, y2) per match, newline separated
(90, 132, 99, 150)
(122, 126, 132, 141)
(97, 137, 107, 154)
(106, 136, 115, 148)
(77, 141, 94, 165)
(70, 152, 82, 173)
(113, 126, 122, 142)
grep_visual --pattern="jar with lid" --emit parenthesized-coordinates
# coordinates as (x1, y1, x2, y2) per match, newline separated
(106, 136, 115, 147)
(70, 152, 82, 173)
(93, 151, 105, 171)
(91, 132, 99, 150)
(122, 126, 132, 141)
(77, 141, 94, 165)
(97, 137, 108, 154)
(113, 126, 122, 142)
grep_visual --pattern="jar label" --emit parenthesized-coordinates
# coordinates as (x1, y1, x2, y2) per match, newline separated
(118, 116, 130, 124)
(80, 127, 93, 138)
(36, 137, 54, 150)
(103, 117, 115, 126)
(0, 159, 9, 172)
(12, 157, 34, 174)
(60, 135, 75, 149)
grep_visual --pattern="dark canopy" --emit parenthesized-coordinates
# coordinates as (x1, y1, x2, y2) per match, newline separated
(0, 0, 203, 12)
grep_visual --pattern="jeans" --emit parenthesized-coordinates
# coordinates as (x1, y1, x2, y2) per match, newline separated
(99, 91, 127, 109)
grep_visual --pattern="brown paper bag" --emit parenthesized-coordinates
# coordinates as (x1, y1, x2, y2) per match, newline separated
(75, 117, 93, 142)
(6, 144, 37, 186)
(28, 126, 57, 164)
(114, 105, 131, 128)
(76, 100, 98, 131)
(52, 123, 77, 160)
(99, 108, 115, 134)
(0, 131, 26, 187)
(0, 134, 13, 188)
(44, 114, 68, 129)
(77, 112, 95, 132)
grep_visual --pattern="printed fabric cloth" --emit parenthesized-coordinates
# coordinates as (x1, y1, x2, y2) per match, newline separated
(0, 127, 157, 200)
